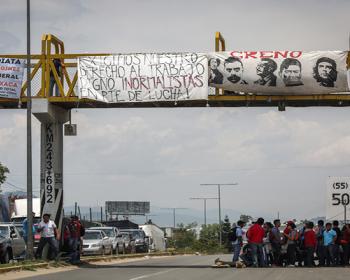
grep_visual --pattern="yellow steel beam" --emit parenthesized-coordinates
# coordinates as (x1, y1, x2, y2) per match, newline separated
(214, 32, 226, 96)
(66, 71, 78, 97)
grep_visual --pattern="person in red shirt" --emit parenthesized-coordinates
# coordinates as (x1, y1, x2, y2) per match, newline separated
(247, 218, 265, 267)
(66, 215, 84, 264)
(303, 221, 316, 267)
(341, 224, 350, 265)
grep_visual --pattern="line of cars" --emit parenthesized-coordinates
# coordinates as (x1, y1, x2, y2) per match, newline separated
(82, 227, 149, 256)
(0, 222, 158, 262)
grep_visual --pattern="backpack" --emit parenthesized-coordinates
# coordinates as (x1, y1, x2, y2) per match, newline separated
(228, 227, 238, 242)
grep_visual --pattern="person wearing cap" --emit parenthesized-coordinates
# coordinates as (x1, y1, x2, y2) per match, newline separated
(35, 213, 60, 260)
(22, 212, 35, 245)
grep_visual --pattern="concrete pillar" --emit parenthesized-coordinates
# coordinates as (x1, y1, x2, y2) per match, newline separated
(32, 99, 69, 231)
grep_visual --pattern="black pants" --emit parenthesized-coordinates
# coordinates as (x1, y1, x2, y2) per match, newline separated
(271, 243, 281, 266)
(305, 246, 315, 267)
(35, 237, 58, 259)
(287, 243, 296, 265)
(317, 244, 325, 266)
(342, 243, 349, 265)
(324, 244, 335, 266)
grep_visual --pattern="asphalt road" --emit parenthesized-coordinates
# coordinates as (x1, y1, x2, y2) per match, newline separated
(20, 254, 350, 280)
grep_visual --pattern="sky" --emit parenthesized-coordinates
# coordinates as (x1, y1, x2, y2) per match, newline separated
(1, 0, 350, 224)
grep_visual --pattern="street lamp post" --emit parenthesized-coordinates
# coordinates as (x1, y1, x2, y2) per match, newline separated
(26, 0, 34, 260)
(161, 208, 187, 228)
(200, 183, 238, 245)
(189, 197, 218, 226)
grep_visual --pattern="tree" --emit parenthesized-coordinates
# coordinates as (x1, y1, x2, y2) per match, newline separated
(0, 162, 10, 193)
(221, 215, 231, 249)
(168, 223, 197, 250)
(240, 214, 253, 223)
(193, 224, 223, 253)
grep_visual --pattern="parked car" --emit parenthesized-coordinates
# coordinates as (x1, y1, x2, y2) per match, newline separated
(121, 229, 148, 253)
(89, 227, 125, 254)
(0, 223, 26, 263)
(82, 230, 113, 256)
(120, 232, 136, 254)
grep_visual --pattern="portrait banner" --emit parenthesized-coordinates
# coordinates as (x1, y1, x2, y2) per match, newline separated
(208, 51, 349, 95)
(0, 58, 25, 99)
(78, 53, 208, 103)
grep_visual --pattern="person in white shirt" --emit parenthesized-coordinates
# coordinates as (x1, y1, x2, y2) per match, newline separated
(35, 213, 60, 260)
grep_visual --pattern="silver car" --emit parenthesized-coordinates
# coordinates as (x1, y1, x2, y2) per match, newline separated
(89, 227, 125, 254)
(82, 230, 113, 256)
(0, 223, 26, 262)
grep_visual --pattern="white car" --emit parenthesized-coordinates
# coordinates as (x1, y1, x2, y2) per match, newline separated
(89, 227, 125, 254)
(82, 230, 113, 256)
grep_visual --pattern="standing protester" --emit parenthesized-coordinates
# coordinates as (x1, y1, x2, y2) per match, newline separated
(247, 218, 265, 267)
(22, 212, 35, 245)
(340, 224, 350, 266)
(332, 220, 341, 265)
(35, 213, 60, 260)
(323, 222, 337, 266)
(66, 215, 84, 264)
(303, 221, 316, 267)
(263, 222, 274, 266)
(230, 220, 245, 263)
(284, 221, 299, 267)
(315, 220, 325, 266)
(270, 219, 283, 266)
(49, 58, 62, 96)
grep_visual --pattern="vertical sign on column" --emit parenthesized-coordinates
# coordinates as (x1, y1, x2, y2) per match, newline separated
(42, 123, 54, 216)
(45, 124, 54, 207)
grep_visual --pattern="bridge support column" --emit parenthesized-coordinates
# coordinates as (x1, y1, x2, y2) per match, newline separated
(32, 99, 69, 231)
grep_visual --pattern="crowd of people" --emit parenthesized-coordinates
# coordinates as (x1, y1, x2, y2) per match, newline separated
(23, 213, 85, 264)
(228, 218, 350, 267)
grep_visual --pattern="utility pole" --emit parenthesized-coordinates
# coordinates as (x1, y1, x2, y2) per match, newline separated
(200, 183, 238, 245)
(190, 197, 218, 226)
(344, 204, 347, 224)
(26, 0, 34, 260)
(161, 208, 187, 228)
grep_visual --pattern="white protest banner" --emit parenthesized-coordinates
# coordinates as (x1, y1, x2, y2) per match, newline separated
(78, 53, 208, 103)
(208, 51, 349, 95)
(0, 58, 25, 99)
(326, 177, 350, 222)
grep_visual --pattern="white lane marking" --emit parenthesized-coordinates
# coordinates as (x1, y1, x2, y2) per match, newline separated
(128, 268, 177, 280)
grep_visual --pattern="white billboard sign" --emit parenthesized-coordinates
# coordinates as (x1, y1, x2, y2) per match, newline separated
(208, 51, 349, 95)
(0, 58, 25, 99)
(326, 177, 350, 222)
(78, 53, 208, 103)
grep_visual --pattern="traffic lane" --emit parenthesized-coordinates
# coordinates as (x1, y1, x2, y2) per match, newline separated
(20, 255, 218, 280)
(20, 255, 350, 280)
